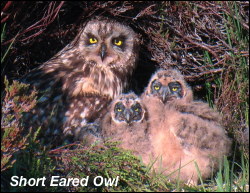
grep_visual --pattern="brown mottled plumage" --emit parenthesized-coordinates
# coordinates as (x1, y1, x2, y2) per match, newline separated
(140, 68, 231, 185)
(21, 17, 139, 147)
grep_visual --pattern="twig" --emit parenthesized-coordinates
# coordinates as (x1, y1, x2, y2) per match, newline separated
(185, 68, 224, 81)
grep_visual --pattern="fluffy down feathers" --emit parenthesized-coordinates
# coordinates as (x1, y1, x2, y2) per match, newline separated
(140, 68, 231, 184)
(101, 92, 152, 162)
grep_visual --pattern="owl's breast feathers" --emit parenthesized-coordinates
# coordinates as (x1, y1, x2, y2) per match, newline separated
(17, 18, 139, 147)
(41, 56, 128, 100)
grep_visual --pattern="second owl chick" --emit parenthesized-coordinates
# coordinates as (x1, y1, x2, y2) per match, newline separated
(141, 68, 222, 123)
(141, 68, 232, 185)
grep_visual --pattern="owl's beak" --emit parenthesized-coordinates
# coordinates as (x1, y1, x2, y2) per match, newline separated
(100, 44, 107, 61)
(124, 109, 132, 124)
(160, 86, 169, 103)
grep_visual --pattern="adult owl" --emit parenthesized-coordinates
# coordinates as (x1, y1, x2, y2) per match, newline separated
(140, 68, 232, 185)
(20, 16, 140, 147)
(101, 92, 152, 162)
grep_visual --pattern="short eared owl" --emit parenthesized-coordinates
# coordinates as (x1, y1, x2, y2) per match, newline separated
(101, 92, 151, 160)
(21, 17, 140, 146)
(140, 68, 231, 184)
(141, 68, 193, 105)
(142, 68, 222, 122)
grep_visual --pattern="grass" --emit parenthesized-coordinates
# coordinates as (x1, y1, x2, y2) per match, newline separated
(200, 2, 249, 192)
(1, 23, 17, 77)
(144, 150, 249, 192)
(207, 152, 249, 192)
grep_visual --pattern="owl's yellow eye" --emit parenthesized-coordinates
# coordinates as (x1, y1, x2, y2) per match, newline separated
(113, 39, 123, 46)
(134, 108, 139, 112)
(117, 108, 122, 112)
(89, 37, 98, 44)
(172, 87, 178, 92)
(154, 85, 160, 90)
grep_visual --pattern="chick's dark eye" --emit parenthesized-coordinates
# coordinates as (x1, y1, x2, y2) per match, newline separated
(169, 82, 182, 92)
(133, 103, 142, 112)
(153, 82, 161, 91)
(116, 108, 122, 112)
(115, 103, 124, 112)
(134, 106, 141, 112)
(151, 80, 162, 93)
(172, 87, 178, 92)
(154, 85, 160, 90)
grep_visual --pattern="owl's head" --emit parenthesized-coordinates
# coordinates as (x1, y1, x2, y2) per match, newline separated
(144, 68, 193, 103)
(76, 17, 139, 69)
(110, 92, 146, 125)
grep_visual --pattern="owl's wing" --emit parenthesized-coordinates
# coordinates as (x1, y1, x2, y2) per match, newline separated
(170, 100, 222, 123)
(62, 95, 111, 141)
(21, 77, 111, 146)
(21, 92, 66, 147)
(171, 112, 231, 158)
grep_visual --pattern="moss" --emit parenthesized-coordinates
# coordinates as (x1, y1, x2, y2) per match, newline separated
(52, 142, 170, 192)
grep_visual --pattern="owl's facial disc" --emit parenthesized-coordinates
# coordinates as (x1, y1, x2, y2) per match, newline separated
(79, 19, 137, 69)
(82, 34, 126, 67)
(150, 80, 183, 103)
(86, 36, 108, 61)
(113, 102, 144, 125)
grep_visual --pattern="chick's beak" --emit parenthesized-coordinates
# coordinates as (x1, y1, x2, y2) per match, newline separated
(160, 86, 169, 103)
(124, 109, 132, 124)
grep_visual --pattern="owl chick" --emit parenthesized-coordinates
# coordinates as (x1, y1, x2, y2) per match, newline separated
(141, 68, 222, 123)
(101, 92, 152, 161)
(20, 16, 140, 147)
(141, 68, 232, 185)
